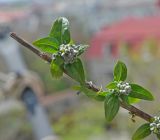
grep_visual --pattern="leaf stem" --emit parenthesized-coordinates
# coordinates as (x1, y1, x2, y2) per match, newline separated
(10, 32, 153, 122)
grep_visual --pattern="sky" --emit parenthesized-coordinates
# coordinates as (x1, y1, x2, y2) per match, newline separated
(0, 0, 28, 3)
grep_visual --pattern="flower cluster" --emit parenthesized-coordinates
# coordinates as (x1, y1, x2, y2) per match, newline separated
(52, 44, 82, 64)
(117, 82, 132, 95)
(150, 116, 160, 134)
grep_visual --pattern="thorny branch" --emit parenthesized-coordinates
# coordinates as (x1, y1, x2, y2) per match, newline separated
(10, 32, 153, 122)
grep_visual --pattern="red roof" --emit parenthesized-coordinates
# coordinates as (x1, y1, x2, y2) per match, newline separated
(0, 11, 29, 24)
(87, 16, 160, 59)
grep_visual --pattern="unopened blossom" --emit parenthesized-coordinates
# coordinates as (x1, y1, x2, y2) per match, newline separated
(150, 116, 160, 134)
(117, 81, 132, 95)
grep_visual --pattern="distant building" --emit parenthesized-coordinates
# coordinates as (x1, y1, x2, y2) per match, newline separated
(87, 16, 160, 86)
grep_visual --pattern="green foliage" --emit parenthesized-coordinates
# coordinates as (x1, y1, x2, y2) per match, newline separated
(79, 86, 97, 98)
(132, 123, 151, 140)
(64, 58, 85, 85)
(120, 95, 129, 105)
(128, 97, 140, 104)
(49, 17, 71, 44)
(114, 61, 127, 81)
(94, 94, 106, 101)
(33, 17, 156, 140)
(104, 94, 120, 122)
(50, 60, 63, 79)
(33, 17, 86, 84)
(33, 37, 59, 53)
(73, 85, 106, 101)
(106, 82, 117, 89)
(129, 84, 154, 101)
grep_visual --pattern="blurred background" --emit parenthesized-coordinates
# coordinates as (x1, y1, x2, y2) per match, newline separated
(0, 0, 160, 140)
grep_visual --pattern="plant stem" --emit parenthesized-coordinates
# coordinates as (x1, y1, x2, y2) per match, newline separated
(10, 32, 153, 122)
(10, 33, 52, 63)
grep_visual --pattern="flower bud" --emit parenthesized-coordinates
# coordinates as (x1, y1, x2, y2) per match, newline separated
(150, 116, 160, 134)
(117, 83, 121, 88)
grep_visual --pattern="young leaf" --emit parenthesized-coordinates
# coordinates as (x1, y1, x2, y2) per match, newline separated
(73, 85, 106, 101)
(50, 60, 63, 79)
(63, 29, 70, 44)
(120, 95, 129, 105)
(104, 92, 113, 102)
(94, 91, 109, 101)
(64, 58, 85, 85)
(79, 86, 97, 98)
(104, 95, 120, 122)
(114, 61, 127, 81)
(132, 123, 151, 140)
(49, 17, 70, 44)
(33, 37, 59, 53)
(128, 97, 140, 104)
(94, 95, 106, 101)
(72, 85, 81, 91)
(50, 56, 64, 79)
(106, 82, 117, 89)
(129, 84, 154, 101)
(69, 39, 74, 45)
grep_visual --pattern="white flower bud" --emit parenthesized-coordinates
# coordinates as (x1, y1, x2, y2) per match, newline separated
(125, 83, 129, 86)
(117, 83, 121, 88)
(74, 50, 78, 53)
(154, 116, 158, 120)
(120, 85, 123, 89)
(150, 123, 154, 127)
(157, 124, 160, 128)
(150, 116, 160, 134)
(150, 127, 154, 131)
(57, 44, 81, 64)
(119, 90, 123, 93)
(122, 90, 126, 94)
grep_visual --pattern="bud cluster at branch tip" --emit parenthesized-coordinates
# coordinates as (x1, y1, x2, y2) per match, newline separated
(150, 116, 160, 134)
(117, 81, 132, 95)
(52, 44, 83, 64)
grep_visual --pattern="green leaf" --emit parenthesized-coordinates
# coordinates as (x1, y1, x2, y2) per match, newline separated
(50, 60, 63, 79)
(129, 84, 154, 101)
(105, 92, 113, 101)
(50, 56, 64, 79)
(114, 61, 127, 81)
(80, 86, 97, 98)
(120, 95, 129, 105)
(128, 97, 141, 104)
(94, 91, 109, 101)
(104, 95, 120, 122)
(72, 85, 81, 91)
(69, 39, 74, 45)
(64, 58, 85, 85)
(49, 17, 70, 44)
(33, 37, 59, 53)
(94, 95, 106, 101)
(73, 85, 106, 101)
(132, 123, 151, 140)
(63, 29, 70, 44)
(106, 82, 117, 89)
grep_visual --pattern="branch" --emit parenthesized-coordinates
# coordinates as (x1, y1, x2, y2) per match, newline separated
(10, 32, 153, 122)
(10, 33, 52, 63)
